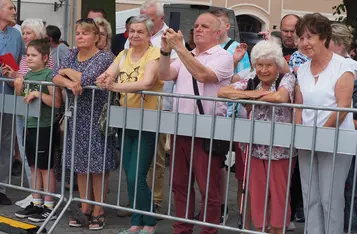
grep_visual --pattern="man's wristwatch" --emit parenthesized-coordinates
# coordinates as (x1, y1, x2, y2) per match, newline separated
(160, 49, 171, 56)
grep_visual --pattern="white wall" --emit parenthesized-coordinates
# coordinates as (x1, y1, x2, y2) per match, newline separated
(13, 0, 68, 35)
(115, 8, 140, 34)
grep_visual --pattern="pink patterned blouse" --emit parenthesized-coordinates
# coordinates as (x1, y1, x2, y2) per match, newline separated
(232, 73, 297, 160)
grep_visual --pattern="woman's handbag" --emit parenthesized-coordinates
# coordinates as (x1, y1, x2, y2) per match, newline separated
(98, 50, 127, 136)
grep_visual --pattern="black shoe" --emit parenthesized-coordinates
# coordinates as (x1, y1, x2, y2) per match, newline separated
(295, 210, 305, 223)
(194, 212, 200, 220)
(28, 206, 57, 222)
(0, 192, 12, 205)
(12, 159, 22, 176)
(220, 206, 229, 225)
(15, 203, 43, 218)
(155, 204, 164, 221)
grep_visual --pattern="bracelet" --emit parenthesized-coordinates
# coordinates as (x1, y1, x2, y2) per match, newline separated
(160, 49, 171, 56)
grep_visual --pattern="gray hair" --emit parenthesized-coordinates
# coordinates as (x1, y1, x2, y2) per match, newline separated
(21, 18, 46, 39)
(250, 39, 285, 69)
(140, 0, 164, 17)
(129, 15, 155, 36)
(331, 22, 353, 53)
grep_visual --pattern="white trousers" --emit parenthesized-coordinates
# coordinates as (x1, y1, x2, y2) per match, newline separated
(299, 150, 352, 234)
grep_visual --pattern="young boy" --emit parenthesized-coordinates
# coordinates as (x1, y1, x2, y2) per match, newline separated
(14, 39, 61, 222)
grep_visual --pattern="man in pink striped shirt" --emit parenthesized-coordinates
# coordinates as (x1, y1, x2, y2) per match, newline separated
(159, 12, 233, 234)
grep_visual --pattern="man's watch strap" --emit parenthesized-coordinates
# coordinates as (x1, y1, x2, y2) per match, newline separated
(160, 49, 171, 56)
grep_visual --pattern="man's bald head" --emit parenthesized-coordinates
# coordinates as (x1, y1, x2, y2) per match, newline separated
(280, 14, 300, 48)
(198, 12, 221, 31)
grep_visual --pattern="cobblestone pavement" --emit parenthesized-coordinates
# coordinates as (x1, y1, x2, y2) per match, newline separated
(0, 159, 305, 234)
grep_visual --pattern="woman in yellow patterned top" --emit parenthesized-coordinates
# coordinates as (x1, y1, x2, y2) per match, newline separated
(96, 15, 162, 234)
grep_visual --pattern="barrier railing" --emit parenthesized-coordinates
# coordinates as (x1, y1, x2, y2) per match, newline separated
(0, 78, 357, 234)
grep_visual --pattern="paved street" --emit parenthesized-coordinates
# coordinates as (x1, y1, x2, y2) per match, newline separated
(0, 157, 305, 234)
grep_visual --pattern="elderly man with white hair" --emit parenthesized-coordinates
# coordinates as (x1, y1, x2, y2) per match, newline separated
(0, 0, 25, 206)
(160, 12, 233, 234)
(122, 0, 183, 218)
(219, 39, 297, 234)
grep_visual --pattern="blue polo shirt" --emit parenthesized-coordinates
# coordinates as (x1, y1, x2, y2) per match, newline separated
(0, 26, 25, 94)
(220, 38, 251, 118)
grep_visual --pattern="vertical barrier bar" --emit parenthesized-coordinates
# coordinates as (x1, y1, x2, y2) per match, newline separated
(304, 110, 318, 234)
(117, 95, 128, 205)
(8, 88, 18, 184)
(20, 102, 29, 188)
(46, 86, 56, 192)
(184, 100, 198, 219)
(203, 101, 217, 223)
(33, 85, 43, 190)
(0, 81, 5, 148)
(133, 94, 145, 209)
(326, 111, 340, 234)
(101, 90, 111, 203)
(222, 102, 237, 226)
(168, 98, 180, 216)
(150, 96, 162, 212)
(85, 89, 95, 200)
(348, 146, 357, 234)
(282, 108, 297, 233)
(262, 106, 276, 232)
(242, 104, 255, 230)
(48, 89, 72, 234)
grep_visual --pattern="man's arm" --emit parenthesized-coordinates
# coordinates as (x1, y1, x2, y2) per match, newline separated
(175, 44, 218, 83)
(159, 53, 178, 81)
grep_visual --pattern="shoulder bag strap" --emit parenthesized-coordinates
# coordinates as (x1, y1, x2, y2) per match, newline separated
(223, 39, 234, 51)
(190, 52, 204, 115)
(192, 77, 204, 115)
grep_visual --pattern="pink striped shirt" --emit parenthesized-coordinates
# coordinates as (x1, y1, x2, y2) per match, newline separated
(18, 55, 54, 77)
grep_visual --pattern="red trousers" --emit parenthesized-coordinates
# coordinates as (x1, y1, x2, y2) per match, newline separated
(170, 136, 223, 234)
(248, 157, 296, 229)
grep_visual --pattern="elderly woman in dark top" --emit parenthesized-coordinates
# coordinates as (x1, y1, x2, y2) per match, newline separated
(52, 18, 116, 231)
(218, 39, 296, 234)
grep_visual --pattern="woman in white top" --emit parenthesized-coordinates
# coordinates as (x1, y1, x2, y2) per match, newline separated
(295, 13, 355, 234)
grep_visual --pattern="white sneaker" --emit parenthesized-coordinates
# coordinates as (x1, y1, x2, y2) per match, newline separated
(287, 222, 296, 232)
(15, 194, 32, 209)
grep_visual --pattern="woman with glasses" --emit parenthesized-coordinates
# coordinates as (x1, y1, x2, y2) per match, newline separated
(93, 17, 112, 52)
(96, 15, 163, 234)
(52, 18, 116, 230)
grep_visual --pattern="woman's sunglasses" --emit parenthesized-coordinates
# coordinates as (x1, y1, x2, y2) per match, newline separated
(76, 18, 100, 32)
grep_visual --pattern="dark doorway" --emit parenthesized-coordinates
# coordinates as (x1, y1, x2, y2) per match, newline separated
(236, 14, 262, 33)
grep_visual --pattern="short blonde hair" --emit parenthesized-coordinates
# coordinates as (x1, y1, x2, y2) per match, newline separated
(331, 22, 353, 54)
(21, 19, 46, 39)
(75, 18, 100, 46)
(251, 39, 285, 69)
(94, 17, 112, 51)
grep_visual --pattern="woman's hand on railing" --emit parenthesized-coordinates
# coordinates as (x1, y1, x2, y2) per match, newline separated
(96, 72, 115, 91)
(69, 81, 83, 96)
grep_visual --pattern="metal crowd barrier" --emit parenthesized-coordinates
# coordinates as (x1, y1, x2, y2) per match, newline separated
(0, 78, 357, 234)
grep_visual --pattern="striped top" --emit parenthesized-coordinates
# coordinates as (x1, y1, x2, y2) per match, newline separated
(18, 55, 54, 77)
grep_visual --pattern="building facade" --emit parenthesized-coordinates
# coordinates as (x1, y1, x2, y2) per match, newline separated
(115, 0, 343, 33)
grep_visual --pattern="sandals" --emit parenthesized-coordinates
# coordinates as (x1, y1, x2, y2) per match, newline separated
(68, 213, 91, 227)
(89, 215, 105, 231)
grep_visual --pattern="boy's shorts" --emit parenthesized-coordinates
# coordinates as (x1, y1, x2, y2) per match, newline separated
(25, 127, 54, 170)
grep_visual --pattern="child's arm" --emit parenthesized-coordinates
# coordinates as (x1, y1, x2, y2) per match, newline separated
(24, 86, 61, 108)
(14, 77, 24, 96)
